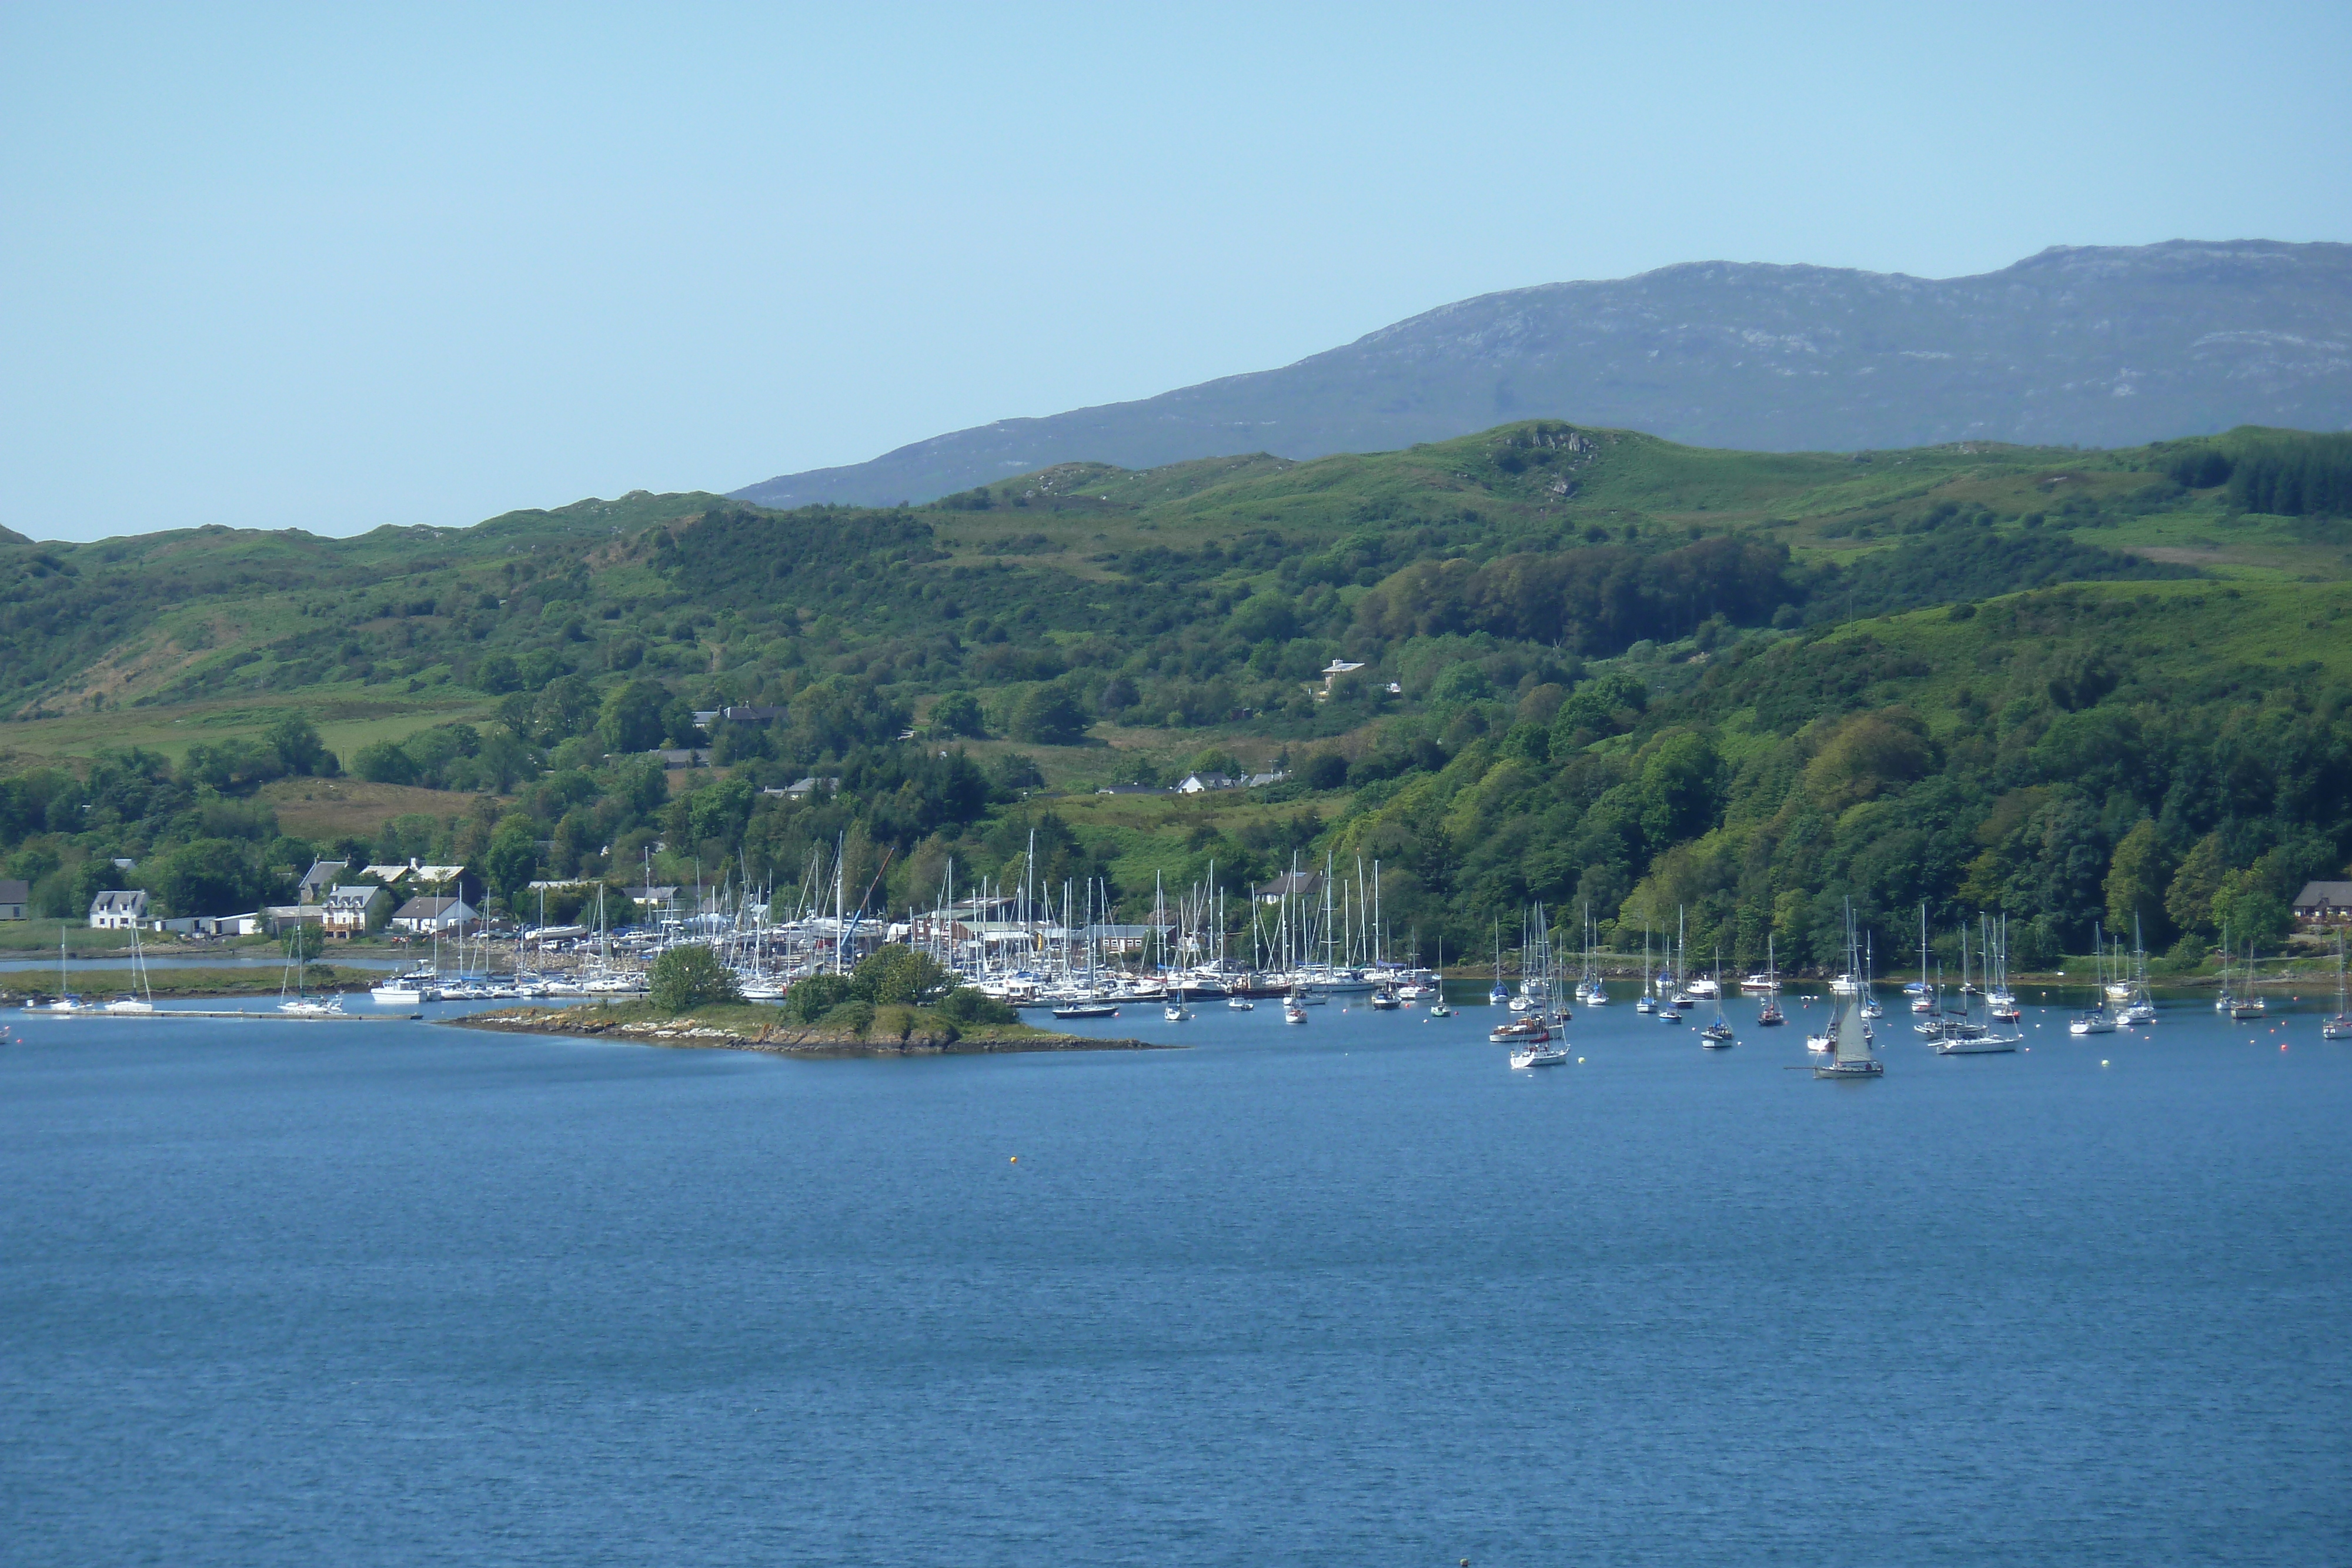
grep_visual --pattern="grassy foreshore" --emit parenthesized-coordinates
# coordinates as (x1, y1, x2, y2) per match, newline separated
(455, 1000, 1165, 1058)
(1, 964, 377, 1002)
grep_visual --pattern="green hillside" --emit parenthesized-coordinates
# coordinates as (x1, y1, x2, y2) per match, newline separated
(3, 422, 2348, 973)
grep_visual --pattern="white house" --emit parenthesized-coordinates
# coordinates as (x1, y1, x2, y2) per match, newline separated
(153, 912, 264, 937)
(1315, 660, 1369, 700)
(361, 860, 468, 890)
(320, 884, 393, 940)
(391, 895, 476, 934)
(1176, 773, 1237, 794)
(88, 889, 148, 930)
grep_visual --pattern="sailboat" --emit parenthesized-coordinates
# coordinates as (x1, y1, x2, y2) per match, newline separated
(1814, 994, 1883, 1077)
(44, 926, 86, 1012)
(1669, 908, 1699, 1007)
(2119, 914, 2157, 1025)
(1937, 921, 2019, 1054)
(1575, 904, 1609, 1005)
(1755, 935, 1785, 1026)
(2229, 938, 2267, 1020)
(1813, 912, 1882, 1078)
(2104, 921, 2136, 1001)
(1700, 950, 1736, 1047)
(1986, 914, 2022, 1021)
(1426, 937, 1455, 1017)
(1907, 903, 1933, 1012)
(1493, 908, 1556, 1043)
(1635, 918, 1658, 1014)
(1488, 921, 1509, 1007)
(278, 938, 344, 1015)
(1509, 1035, 1569, 1068)
(2323, 934, 2350, 1041)
(104, 923, 156, 1012)
(2213, 920, 2237, 1012)
(1858, 933, 1883, 1019)
(1282, 988, 1308, 1025)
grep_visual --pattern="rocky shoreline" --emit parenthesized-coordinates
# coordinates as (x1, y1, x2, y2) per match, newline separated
(450, 1005, 1167, 1058)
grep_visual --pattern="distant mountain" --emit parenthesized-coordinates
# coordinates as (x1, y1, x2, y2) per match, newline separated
(732, 240, 2352, 508)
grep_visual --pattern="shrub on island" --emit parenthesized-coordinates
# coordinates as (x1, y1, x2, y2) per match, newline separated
(648, 943, 742, 1012)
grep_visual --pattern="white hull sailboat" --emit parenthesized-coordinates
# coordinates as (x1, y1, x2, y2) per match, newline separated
(1815, 907, 1882, 1077)
(105, 924, 156, 1012)
(2323, 934, 2350, 1041)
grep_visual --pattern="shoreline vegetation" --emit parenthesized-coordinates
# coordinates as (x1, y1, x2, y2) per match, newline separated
(454, 1000, 1162, 1058)
(0, 963, 376, 1002)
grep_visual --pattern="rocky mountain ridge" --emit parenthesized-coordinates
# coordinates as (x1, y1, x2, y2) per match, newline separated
(733, 240, 2352, 508)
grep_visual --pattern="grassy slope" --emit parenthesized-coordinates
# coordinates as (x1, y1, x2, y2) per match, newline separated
(2, 424, 2344, 776)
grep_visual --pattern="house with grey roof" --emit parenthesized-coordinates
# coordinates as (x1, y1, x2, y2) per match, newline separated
(320, 884, 393, 939)
(88, 889, 148, 930)
(2293, 881, 2352, 928)
(391, 895, 476, 934)
(298, 860, 348, 905)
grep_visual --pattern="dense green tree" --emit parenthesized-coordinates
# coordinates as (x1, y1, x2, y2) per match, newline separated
(1638, 732, 1723, 845)
(484, 814, 540, 906)
(930, 691, 985, 737)
(154, 838, 260, 917)
(786, 972, 853, 1022)
(848, 943, 954, 1005)
(647, 943, 741, 1012)
(1010, 683, 1090, 745)
(599, 680, 669, 754)
(2104, 819, 2178, 944)
(264, 711, 336, 777)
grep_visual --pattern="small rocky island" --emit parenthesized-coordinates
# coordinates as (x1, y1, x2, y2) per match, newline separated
(453, 945, 1161, 1058)
(457, 1002, 1159, 1058)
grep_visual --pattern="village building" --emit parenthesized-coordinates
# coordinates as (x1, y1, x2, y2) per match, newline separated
(320, 884, 393, 940)
(296, 860, 347, 904)
(2293, 881, 2352, 928)
(390, 895, 477, 934)
(1254, 871, 1325, 905)
(0, 878, 28, 921)
(88, 889, 148, 930)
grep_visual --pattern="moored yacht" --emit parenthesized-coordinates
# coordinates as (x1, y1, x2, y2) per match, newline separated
(1813, 925, 1882, 1079)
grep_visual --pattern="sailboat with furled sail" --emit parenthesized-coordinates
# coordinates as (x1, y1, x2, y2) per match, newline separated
(2323, 934, 2350, 1041)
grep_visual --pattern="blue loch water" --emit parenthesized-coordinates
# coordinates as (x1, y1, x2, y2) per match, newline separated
(2, 988, 2347, 1566)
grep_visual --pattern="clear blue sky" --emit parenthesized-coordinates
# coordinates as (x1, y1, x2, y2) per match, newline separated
(4, 1, 2346, 543)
